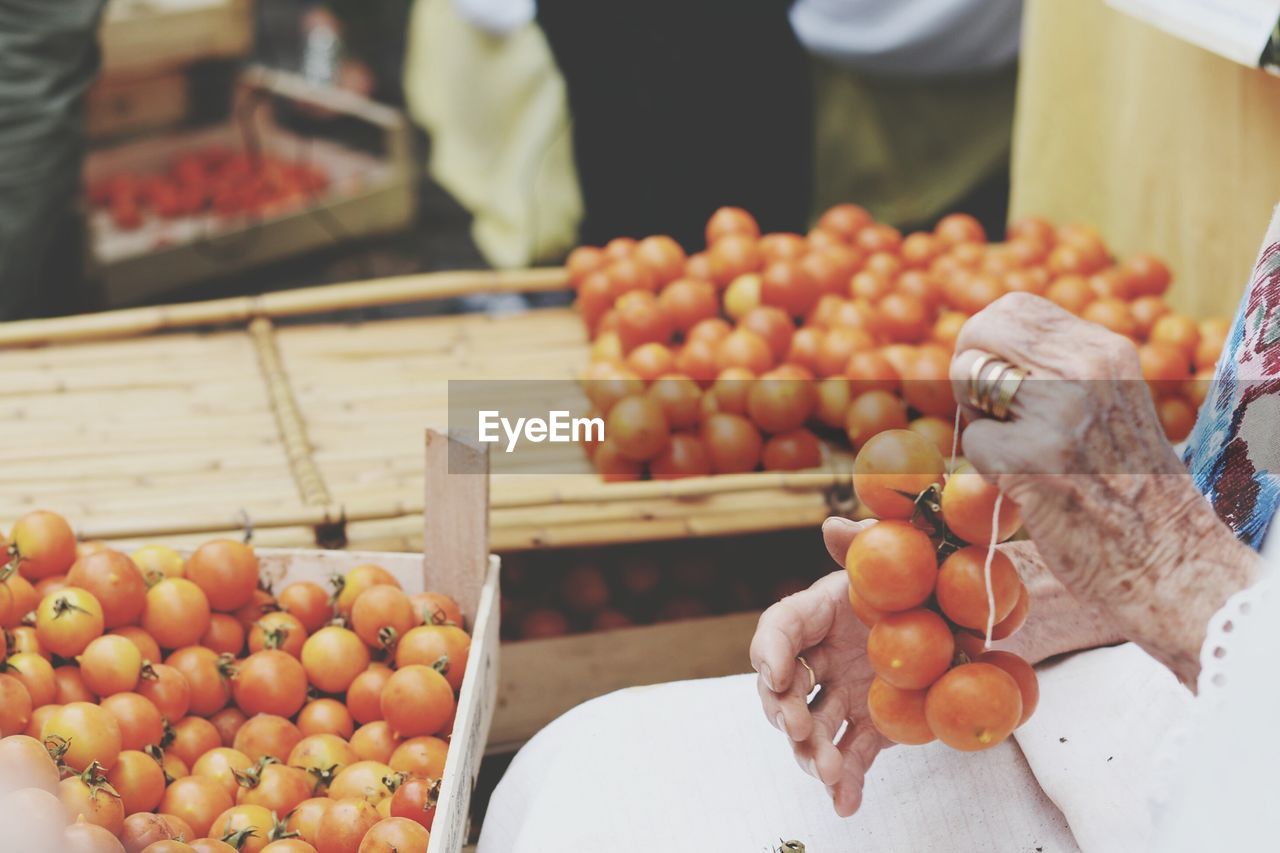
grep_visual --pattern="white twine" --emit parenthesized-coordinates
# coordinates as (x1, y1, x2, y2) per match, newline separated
(983, 492, 1004, 648)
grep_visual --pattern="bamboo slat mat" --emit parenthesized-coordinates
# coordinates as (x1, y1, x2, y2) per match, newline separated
(0, 271, 842, 551)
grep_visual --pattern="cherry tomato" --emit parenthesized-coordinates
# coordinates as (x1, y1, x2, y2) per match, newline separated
(297, 698, 355, 740)
(924, 662, 1022, 751)
(388, 736, 448, 780)
(192, 746, 254, 799)
(0, 673, 33, 736)
(107, 748, 167, 813)
(606, 395, 670, 462)
(395, 625, 470, 693)
(168, 715, 223, 768)
(143, 580, 211, 650)
(852, 429, 945, 519)
(285, 797, 334, 847)
(66, 550, 147, 629)
(63, 819, 128, 853)
(9, 511, 77, 581)
(130, 544, 185, 585)
(349, 722, 402, 764)
(867, 676, 934, 745)
(184, 540, 259, 613)
(316, 797, 380, 853)
(208, 803, 276, 853)
(381, 666, 454, 739)
(701, 413, 763, 474)
(746, 373, 815, 434)
(165, 646, 232, 717)
(6, 650, 56, 707)
(977, 650, 1039, 726)
(845, 390, 909, 449)
(761, 428, 823, 471)
(79, 634, 143, 696)
(940, 465, 1022, 544)
(358, 816, 430, 852)
(43, 701, 123, 771)
(289, 733, 358, 784)
(301, 626, 370, 695)
(232, 714, 303, 764)
(935, 546, 1021, 631)
(36, 587, 105, 657)
(59, 763, 126, 836)
(277, 582, 332, 634)
(236, 762, 313, 815)
(817, 203, 871, 242)
(346, 667, 393, 725)
(110, 626, 162, 664)
(845, 521, 937, 612)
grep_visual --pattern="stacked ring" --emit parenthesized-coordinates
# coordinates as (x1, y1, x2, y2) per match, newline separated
(966, 352, 1027, 421)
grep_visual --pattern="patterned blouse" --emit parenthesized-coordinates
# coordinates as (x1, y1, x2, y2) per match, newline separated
(1184, 219, 1280, 550)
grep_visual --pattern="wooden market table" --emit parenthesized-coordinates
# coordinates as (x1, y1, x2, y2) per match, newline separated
(0, 269, 844, 746)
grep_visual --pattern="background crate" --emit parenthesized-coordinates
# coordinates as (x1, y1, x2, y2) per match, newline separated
(84, 67, 418, 305)
(98, 0, 254, 77)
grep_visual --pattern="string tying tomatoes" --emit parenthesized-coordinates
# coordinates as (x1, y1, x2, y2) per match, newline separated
(982, 492, 1005, 649)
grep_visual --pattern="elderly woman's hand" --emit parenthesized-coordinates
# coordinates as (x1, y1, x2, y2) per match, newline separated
(749, 517, 888, 817)
(949, 293, 1260, 684)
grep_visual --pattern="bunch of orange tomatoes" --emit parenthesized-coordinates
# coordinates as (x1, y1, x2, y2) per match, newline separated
(0, 510, 467, 853)
(571, 204, 1226, 482)
(849, 428, 1034, 751)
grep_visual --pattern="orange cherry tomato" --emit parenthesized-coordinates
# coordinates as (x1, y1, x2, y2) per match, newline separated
(924, 662, 1022, 751)
(66, 549, 147, 629)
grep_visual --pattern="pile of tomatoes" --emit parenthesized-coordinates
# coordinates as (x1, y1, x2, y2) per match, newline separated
(0, 509, 468, 853)
(500, 532, 828, 641)
(570, 205, 1227, 482)
(846, 428, 1036, 751)
(88, 148, 331, 231)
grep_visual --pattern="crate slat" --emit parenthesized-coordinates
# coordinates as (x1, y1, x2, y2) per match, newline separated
(0, 270, 841, 550)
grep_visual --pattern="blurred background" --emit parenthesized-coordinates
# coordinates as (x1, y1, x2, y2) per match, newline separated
(0, 0, 1030, 320)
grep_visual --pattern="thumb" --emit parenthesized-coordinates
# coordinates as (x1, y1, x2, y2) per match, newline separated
(822, 517, 876, 566)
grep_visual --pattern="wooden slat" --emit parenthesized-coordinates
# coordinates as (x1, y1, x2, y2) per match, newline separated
(0, 269, 843, 550)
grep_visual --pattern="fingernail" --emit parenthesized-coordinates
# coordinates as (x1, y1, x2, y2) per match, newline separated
(775, 712, 789, 738)
(806, 758, 819, 779)
(760, 662, 775, 692)
(823, 516, 858, 534)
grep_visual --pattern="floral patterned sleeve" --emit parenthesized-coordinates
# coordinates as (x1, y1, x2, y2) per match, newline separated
(1182, 212, 1280, 551)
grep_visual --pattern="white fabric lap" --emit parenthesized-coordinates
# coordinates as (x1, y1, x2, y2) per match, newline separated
(1011, 644, 1193, 853)
(478, 674, 1078, 853)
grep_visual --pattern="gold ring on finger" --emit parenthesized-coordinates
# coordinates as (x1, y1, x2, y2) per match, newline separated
(989, 366, 1027, 420)
(967, 352, 1002, 409)
(973, 358, 1010, 412)
(797, 655, 817, 693)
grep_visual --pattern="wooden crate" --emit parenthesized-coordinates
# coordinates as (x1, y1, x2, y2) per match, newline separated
(98, 0, 254, 77)
(85, 67, 418, 305)
(0, 270, 841, 554)
(491, 612, 757, 751)
(129, 430, 498, 851)
(87, 71, 190, 140)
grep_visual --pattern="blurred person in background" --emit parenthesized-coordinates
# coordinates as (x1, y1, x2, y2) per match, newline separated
(0, 0, 106, 321)
(445, 0, 812, 254)
(793, 0, 1023, 237)
(432, 0, 1019, 268)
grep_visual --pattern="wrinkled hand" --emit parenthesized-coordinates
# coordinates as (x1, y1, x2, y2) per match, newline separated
(949, 293, 1259, 683)
(749, 517, 889, 817)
